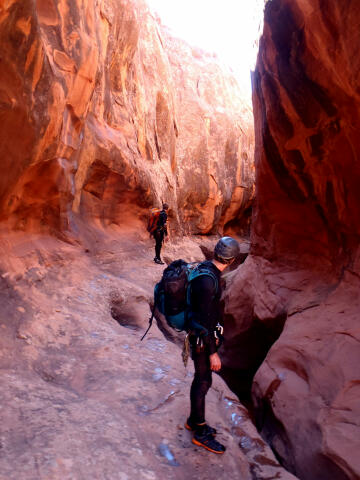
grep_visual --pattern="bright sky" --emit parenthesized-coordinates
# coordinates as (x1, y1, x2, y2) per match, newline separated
(147, 0, 264, 94)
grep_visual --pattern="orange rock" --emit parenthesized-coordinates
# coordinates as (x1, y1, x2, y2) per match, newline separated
(224, 1, 360, 479)
(0, 0, 254, 236)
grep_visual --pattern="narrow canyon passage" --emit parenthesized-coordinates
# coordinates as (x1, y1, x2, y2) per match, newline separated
(0, 0, 359, 479)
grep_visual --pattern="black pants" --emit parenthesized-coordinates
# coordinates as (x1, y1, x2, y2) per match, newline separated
(189, 348, 212, 425)
(154, 230, 164, 259)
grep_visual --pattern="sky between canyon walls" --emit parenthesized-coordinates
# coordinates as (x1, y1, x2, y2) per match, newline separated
(147, 0, 265, 95)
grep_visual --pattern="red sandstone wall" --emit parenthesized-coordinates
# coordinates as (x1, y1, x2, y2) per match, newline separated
(0, 0, 254, 237)
(223, 1, 360, 479)
(6, 0, 360, 478)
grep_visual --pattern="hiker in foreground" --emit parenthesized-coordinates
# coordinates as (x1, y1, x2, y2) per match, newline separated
(148, 203, 169, 265)
(141, 236, 239, 453)
(185, 236, 239, 454)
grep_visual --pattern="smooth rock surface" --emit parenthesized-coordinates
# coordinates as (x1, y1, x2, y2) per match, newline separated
(0, 229, 297, 480)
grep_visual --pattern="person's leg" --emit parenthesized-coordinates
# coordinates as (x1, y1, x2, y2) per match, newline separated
(155, 236, 161, 259)
(188, 347, 226, 454)
(154, 231, 164, 263)
(189, 349, 212, 425)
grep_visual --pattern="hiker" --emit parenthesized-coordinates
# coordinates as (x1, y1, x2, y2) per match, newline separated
(140, 236, 239, 452)
(152, 203, 169, 265)
(185, 236, 240, 454)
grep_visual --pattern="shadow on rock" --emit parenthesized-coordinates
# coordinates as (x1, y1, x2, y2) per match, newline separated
(109, 292, 141, 331)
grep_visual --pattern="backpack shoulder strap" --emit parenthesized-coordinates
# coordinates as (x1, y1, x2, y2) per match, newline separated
(186, 266, 218, 309)
(184, 267, 218, 336)
(140, 282, 162, 341)
(187, 267, 218, 293)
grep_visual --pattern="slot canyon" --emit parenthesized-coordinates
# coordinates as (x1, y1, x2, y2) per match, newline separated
(0, 1, 359, 479)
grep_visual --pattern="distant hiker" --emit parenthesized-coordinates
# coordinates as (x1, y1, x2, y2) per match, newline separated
(147, 203, 169, 265)
(185, 236, 239, 454)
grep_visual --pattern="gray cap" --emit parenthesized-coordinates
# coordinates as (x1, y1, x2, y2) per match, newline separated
(214, 236, 240, 261)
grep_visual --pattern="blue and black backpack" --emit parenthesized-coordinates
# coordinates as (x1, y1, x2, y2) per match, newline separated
(141, 259, 218, 341)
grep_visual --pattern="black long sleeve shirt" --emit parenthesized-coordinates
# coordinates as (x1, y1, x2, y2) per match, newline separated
(188, 261, 222, 355)
(156, 210, 168, 234)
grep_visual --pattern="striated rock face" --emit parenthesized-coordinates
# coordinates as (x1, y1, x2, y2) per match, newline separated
(4, 0, 359, 478)
(160, 27, 254, 235)
(223, 1, 360, 479)
(0, 0, 254, 237)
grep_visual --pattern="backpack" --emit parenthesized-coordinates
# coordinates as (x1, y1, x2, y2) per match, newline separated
(141, 259, 218, 341)
(147, 208, 161, 235)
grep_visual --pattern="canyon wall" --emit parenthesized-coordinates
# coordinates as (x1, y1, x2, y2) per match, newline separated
(0, 0, 254, 238)
(3, 0, 359, 478)
(223, 1, 360, 479)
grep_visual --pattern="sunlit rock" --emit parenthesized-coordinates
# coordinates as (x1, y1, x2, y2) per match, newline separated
(0, 0, 254, 236)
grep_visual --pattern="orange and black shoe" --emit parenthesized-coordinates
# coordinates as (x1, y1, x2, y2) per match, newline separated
(192, 431, 226, 454)
(185, 419, 217, 436)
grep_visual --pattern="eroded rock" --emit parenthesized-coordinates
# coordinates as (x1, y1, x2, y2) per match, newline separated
(224, 1, 360, 479)
(0, 0, 254, 236)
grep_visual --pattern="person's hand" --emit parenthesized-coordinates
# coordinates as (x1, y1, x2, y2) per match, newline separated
(209, 352, 221, 372)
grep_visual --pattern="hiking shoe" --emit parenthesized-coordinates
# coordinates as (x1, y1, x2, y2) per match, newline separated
(185, 419, 217, 436)
(154, 258, 164, 264)
(192, 432, 226, 454)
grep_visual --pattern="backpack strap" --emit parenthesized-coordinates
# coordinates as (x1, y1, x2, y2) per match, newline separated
(186, 268, 219, 302)
(140, 283, 161, 341)
(140, 303, 156, 341)
(185, 267, 219, 335)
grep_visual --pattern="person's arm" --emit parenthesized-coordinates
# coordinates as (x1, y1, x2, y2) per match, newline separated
(190, 275, 219, 355)
(160, 211, 169, 240)
(157, 211, 167, 231)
